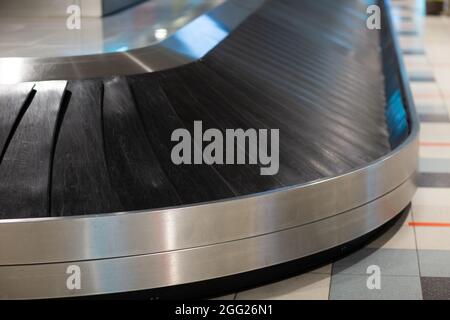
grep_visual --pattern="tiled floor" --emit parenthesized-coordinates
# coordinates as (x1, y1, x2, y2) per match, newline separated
(213, 0, 450, 301)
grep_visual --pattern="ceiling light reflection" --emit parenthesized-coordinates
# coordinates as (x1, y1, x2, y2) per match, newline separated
(155, 28, 168, 41)
(0, 58, 25, 84)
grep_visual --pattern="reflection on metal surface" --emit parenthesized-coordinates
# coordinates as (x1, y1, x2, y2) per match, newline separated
(154, 28, 169, 41)
(168, 15, 229, 59)
(0, 0, 264, 83)
(0, 178, 415, 299)
(0, 130, 419, 265)
(0, 0, 420, 299)
(0, 0, 225, 58)
(0, 58, 24, 85)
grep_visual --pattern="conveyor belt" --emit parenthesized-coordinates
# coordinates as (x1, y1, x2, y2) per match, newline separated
(0, 0, 396, 219)
(0, 0, 418, 299)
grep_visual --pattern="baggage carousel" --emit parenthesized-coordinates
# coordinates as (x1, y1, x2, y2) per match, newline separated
(0, 0, 419, 299)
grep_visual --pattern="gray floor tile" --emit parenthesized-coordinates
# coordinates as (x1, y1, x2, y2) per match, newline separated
(419, 250, 450, 277)
(400, 16, 414, 22)
(417, 105, 448, 114)
(330, 274, 422, 300)
(399, 30, 420, 36)
(418, 113, 450, 122)
(409, 72, 435, 82)
(418, 173, 450, 188)
(403, 48, 426, 55)
(421, 277, 450, 300)
(333, 248, 420, 276)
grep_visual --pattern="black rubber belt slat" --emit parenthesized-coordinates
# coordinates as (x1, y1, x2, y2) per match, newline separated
(204, 17, 390, 157)
(184, 61, 350, 184)
(207, 49, 389, 161)
(175, 62, 316, 185)
(0, 81, 66, 219)
(0, 0, 402, 218)
(128, 74, 236, 203)
(222, 20, 388, 123)
(51, 80, 123, 216)
(0, 83, 35, 159)
(245, 4, 385, 98)
(157, 69, 284, 195)
(203, 55, 383, 172)
(102, 77, 182, 211)
(210, 15, 389, 138)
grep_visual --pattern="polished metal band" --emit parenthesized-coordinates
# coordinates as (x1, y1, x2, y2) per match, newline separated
(0, 133, 418, 266)
(0, 0, 419, 299)
(0, 178, 416, 299)
(0, 0, 264, 84)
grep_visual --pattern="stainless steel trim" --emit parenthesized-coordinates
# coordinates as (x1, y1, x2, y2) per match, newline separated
(0, 0, 419, 267)
(0, 135, 418, 266)
(0, 177, 415, 299)
(0, 0, 266, 84)
(0, 0, 420, 299)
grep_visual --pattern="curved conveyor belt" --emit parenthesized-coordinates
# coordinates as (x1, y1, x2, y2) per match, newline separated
(0, 0, 418, 299)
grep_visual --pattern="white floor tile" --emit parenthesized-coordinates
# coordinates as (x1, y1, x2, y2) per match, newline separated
(235, 273, 330, 300)
(404, 55, 431, 69)
(310, 264, 332, 275)
(415, 227, 450, 250)
(420, 123, 450, 142)
(367, 225, 416, 250)
(419, 158, 450, 173)
(413, 204, 450, 222)
(413, 188, 450, 207)
(400, 36, 425, 51)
